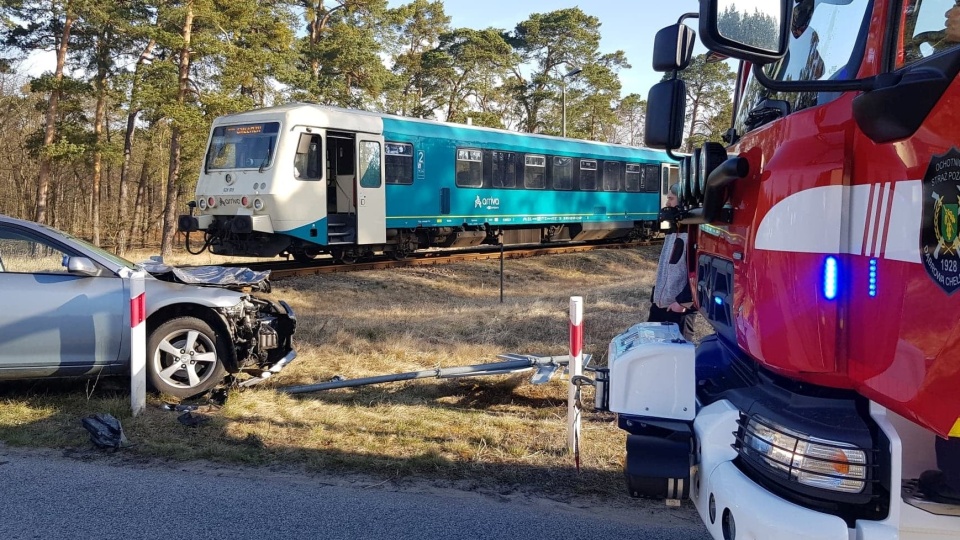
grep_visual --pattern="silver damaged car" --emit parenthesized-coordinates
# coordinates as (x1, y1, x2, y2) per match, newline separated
(0, 214, 296, 398)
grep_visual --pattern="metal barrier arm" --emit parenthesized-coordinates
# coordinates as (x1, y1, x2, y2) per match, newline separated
(279, 354, 582, 395)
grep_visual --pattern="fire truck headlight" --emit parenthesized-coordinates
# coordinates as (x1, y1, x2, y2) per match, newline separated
(739, 415, 868, 494)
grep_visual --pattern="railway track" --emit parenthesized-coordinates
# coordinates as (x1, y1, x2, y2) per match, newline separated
(224, 240, 663, 280)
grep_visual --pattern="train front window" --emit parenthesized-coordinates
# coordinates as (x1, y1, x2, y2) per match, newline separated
(386, 142, 413, 185)
(456, 148, 483, 187)
(206, 122, 280, 171)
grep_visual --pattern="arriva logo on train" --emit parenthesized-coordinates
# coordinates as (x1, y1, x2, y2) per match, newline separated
(218, 197, 244, 206)
(474, 195, 500, 210)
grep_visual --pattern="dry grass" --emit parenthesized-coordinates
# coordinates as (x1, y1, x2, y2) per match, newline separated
(0, 245, 710, 501)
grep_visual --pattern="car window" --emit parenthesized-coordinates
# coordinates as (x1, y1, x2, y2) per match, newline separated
(0, 228, 72, 274)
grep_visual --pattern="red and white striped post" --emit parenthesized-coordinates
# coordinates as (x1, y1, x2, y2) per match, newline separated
(567, 296, 583, 456)
(129, 271, 147, 416)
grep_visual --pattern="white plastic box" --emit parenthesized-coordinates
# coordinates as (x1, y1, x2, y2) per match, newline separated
(608, 322, 696, 421)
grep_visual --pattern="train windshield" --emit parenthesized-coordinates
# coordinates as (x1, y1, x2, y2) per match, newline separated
(205, 122, 280, 171)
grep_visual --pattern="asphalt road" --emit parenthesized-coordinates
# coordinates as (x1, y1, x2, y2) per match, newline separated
(0, 446, 712, 540)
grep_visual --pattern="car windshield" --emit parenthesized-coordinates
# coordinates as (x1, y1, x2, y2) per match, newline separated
(733, 0, 872, 135)
(43, 223, 140, 271)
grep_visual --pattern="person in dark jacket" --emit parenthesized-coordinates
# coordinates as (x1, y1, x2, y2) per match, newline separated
(647, 183, 695, 341)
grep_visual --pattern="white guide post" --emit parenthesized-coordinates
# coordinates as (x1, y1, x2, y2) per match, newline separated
(130, 271, 147, 416)
(567, 296, 584, 457)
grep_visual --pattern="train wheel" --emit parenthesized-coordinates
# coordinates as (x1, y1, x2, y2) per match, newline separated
(390, 245, 412, 261)
(332, 248, 357, 264)
(292, 247, 320, 263)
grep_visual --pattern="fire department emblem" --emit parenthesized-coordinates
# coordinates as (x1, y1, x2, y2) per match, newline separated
(921, 148, 960, 294)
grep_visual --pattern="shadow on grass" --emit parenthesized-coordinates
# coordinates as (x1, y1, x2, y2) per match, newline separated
(0, 376, 631, 502)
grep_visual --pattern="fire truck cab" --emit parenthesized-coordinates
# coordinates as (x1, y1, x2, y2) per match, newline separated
(615, 1, 960, 538)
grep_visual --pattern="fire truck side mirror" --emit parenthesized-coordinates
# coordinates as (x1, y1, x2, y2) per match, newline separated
(699, 0, 790, 66)
(652, 23, 696, 72)
(644, 79, 686, 150)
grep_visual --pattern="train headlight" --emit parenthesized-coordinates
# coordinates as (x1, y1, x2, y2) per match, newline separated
(198, 198, 208, 211)
(737, 415, 868, 494)
(241, 196, 251, 208)
(253, 198, 265, 211)
(207, 196, 217, 209)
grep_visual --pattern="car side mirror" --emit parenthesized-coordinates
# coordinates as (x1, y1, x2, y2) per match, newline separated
(652, 23, 696, 72)
(700, 0, 790, 65)
(644, 78, 687, 150)
(66, 256, 101, 277)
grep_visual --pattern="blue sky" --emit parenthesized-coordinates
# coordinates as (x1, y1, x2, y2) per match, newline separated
(405, 0, 705, 98)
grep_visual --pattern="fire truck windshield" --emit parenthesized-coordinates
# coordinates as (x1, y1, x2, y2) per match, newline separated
(733, 0, 871, 135)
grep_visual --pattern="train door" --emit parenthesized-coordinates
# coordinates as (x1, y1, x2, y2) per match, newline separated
(660, 162, 679, 209)
(327, 131, 356, 215)
(356, 136, 386, 244)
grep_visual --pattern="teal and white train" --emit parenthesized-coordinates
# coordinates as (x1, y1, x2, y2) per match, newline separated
(178, 103, 679, 261)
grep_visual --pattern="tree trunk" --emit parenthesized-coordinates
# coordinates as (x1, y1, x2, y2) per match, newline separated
(161, 2, 194, 257)
(91, 33, 109, 246)
(35, 4, 75, 225)
(128, 161, 148, 249)
(117, 38, 156, 256)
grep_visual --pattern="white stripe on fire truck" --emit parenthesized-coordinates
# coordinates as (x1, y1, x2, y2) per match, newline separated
(755, 181, 921, 264)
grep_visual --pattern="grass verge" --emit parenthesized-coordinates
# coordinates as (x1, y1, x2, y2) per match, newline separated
(0, 246, 710, 501)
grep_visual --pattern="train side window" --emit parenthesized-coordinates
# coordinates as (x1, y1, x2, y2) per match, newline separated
(642, 164, 661, 193)
(385, 142, 413, 185)
(359, 141, 382, 188)
(456, 148, 483, 187)
(624, 164, 641, 192)
(492, 151, 517, 188)
(553, 157, 573, 190)
(579, 159, 597, 191)
(603, 161, 621, 192)
(294, 134, 322, 181)
(524, 154, 546, 189)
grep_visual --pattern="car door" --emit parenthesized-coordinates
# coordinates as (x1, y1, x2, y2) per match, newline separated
(0, 224, 125, 377)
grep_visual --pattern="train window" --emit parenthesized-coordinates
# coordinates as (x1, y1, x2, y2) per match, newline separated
(624, 164, 641, 192)
(524, 154, 546, 189)
(294, 134, 322, 181)
(492, 151, 517, 188)
(456, 148, 483, 187)
(579, 159, 597, 191)
(385, 142, 413, 185)
(206, 122, 280, 171)
(553, 157, 573, 190)
(359, 141, 381, 188)
(642, 164, 661, 193)
(603, 161, 621, 192)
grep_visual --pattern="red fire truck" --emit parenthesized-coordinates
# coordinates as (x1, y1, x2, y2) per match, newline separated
(606, 1, 960, 538)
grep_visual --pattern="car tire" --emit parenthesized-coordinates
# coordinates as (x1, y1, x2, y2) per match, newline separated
(147, 316, 228, 399)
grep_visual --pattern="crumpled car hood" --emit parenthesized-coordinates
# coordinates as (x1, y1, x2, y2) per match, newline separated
(140, 262, 271, 292)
